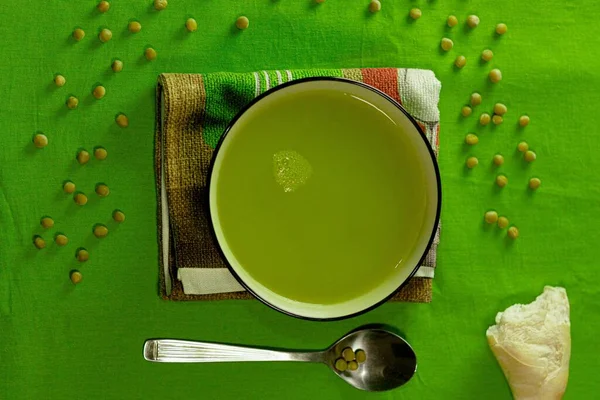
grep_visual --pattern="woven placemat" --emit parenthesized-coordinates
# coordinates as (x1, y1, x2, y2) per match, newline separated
(155, 68, 441, 303)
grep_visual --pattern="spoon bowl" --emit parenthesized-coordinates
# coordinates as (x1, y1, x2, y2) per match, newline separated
(144, 328, 417, 392)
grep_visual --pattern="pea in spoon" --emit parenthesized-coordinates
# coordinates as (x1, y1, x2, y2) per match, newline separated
(143, 328, 417, 392)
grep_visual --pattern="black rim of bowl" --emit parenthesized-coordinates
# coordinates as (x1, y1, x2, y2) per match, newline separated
(207, 76, 442, 321)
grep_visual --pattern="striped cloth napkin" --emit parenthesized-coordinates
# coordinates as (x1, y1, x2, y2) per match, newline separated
(155, 68, 441, 303)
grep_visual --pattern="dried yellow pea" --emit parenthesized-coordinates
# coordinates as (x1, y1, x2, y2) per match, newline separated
(95, 183, 110, 197)
(496, 23, 508, 35)
(461, 106, 472, 117)
(72, 28, 85, 41)
(348, 361, 359, 371)
(465, 133, 479, 145)
(489, 69, 502, 83)
(236, 16, 250, 29)
(112, 59, 123, 73)
(470, 93, 482, 107)
(74, 192, 88, 206)
(334, 358, 348, 372)
(33, 235, 46, 249)
(493, 103, 507, 116)
(466, 15, 480, 28)
(481, 49, 494, 62)
(455, 55, 466, 68)
(97, 1, 110, 13)
(77, 149, 90, 165)
(524, 150, 536, 162)
(66, 96, 79, 109)
(54, 74, 66, 87)
(466, 157, 478, 169)
(76, 248, 90, 262)
(480, 113, 491, 125)
(93, 85, 106, 99)
(409, 8, 422, 20)
(496, 174, 508, 188)
(154, 0, 168, 10)
(128, 21, 142, 33)
(529, 177, 541, 190)
(186, 18, 198, 32)
(63, 181, 76, 194)
(40, 216, 54, 229)
(447, 15, 458, 27)
(145, 47, 157, 61)
(497, 216, 509, 229)
(492, 115, 503, 125)
(113, 210, 126, 223)
(55, 234, 68, 246)
(519, 115, 530, 127)
(507, 226, 519, 239)
(368, 0, 381, 13)
(342, 347, 355, 362)
(493, 154, 504, 166)
(94, 146, 108, 160)
(33, 133, 48, 148)
(517, 142, 529, 152)
(99, 28, 112, 43)
(93, 224, 109, 238)
(485, 211, 499, 224)
(441, 38, 453, 51)
(70, 270, 83, 284)
(355, 350, 367, 363)
(116, 113, 129, 128)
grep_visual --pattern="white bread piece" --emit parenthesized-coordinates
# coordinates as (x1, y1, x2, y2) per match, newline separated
(486, 286, 571, 400)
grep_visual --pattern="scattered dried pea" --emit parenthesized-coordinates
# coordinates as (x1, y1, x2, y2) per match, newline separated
(236, 16, 250, 29)
(128, 21, 142, 33)
(466, 156, 478, 169)
(55, 233, 69, 246)
(74, 192, 88, 206)
(524, 150, 536, 162)
(489, 69, 502, 83)
(95, 183, 110, 197)
(66, 96, 79, 109)
(466, 15, 480, 28)
(479, 113, 491, 125)
(355, 350, 366, 363)
(33, 235, 46, 249)
(40, 216, 54, 229)
(77, 149, 90, 165)
(507, 226, 519, 240)
(93, 146, 108, 160)
(72, 28, 85, 41)
(54, 74, 66, 87)
(409, 8, 422, 20)
(519, 115, 530, 127)
(496, 23, 508, 35)
(33, 133, 48, 149)
(492, 115, 503, 125)
(470, 93, 482, 106)
(113, 210, 126, 223)
(529, 177, 541, 190)
(465, 133, 479, 145)
(70, 270, 83, 284)
(93, 85, 106, 99)
(368, 0, 381, 13)
(93, 224, 109, 238)
(454, 55, 466, 68)
(154, 0, 168, 10)
(116, 113, 129, 128)
(99, 28, 112, 43)
(461, 106, 472, 117)
(348, 361, 359, 371)
(76, 248, 90, 262)
(97, 1, 110, 13)
(481, 49, 494, 62)
(485, 211, 499, 224)
(496, 174, 508, 188)
(186, 18, 198, 32)
(63, 181, 76, 194)
(342, 347, 355, 362)
(517, 141, 529, 152)
(441, 38, 453, 51)
(334, 358, 348, 372)
(447, 15, 458, 27)
(497, 216, 509, 229)
(112, 59, 123, 72)
(493, 103, 507, 116)
(493, 154, 504, 166)
(145, 47, 157, 61)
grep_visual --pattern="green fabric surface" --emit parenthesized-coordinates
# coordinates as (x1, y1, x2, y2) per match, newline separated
(1, 1, 599, 399)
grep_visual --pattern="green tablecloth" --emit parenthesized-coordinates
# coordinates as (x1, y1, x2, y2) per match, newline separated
(1, 1, 598, 398)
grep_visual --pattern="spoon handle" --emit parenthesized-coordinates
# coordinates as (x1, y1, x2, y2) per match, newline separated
(143, 339, 325, 363)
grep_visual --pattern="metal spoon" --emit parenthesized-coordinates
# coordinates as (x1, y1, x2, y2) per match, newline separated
(143, 328, 417, 392)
